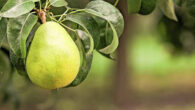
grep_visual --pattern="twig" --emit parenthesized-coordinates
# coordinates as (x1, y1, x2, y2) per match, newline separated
(34, 8, 46, 24)
(58, 7, 70, 22)
(114, 0, 119, 6)
(59, 22, 76, 32)
(39, 1, 42, 10)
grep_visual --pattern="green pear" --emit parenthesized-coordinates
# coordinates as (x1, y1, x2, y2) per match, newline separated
(26, 22, 80, 89)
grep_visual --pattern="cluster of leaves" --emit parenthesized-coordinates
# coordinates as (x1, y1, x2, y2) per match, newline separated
(0, 0, 193, 108)
(128, 0, 178, 21)
(157, 0, 195, 53)
(0, 0, 124, 89)
(128, 0, 195, 53)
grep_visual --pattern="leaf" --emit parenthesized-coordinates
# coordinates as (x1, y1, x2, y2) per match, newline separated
(0, 0, 8, 10)
(76, 30, 91, 52)
(128, 0, 142, 14)
(49, 0, 68, 7)
(86, 0, 124, 37)
(158, 0, 178, 21)
(66, 12, 100, 49)
(139, 0, 157, 15)
(69, 54, 93, 87)
(67, 30, 93, 87)
(8, 23, 39, 76)
(65, 14, 95, 54)
(83, 9, 119, 54)
(98, 23, 118, 54)
(7, 13, 38, 58)
(85, 0, 123, 54)
(26, 23, 41, 52)
(10, 51, 27, 76)
(0, 0, 35, 18)
(0, 18, 7, 48)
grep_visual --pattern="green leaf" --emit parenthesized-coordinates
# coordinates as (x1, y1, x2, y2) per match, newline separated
(0, 18, 7, 48)
(10, 51, 27, 76)
(49, 0, 68, 7)
(69, 53, 93, 87)
(68, 30, 93, 87)
(186, 0, 195, 17)
(65, 15, 94, 54)
(128, 0, 142, 14)
(0, 0, 8, 10)
(26, 23, 41, 51)
(83, 9, 119, 54)
(76, 30, 91, 52)
(66, 12, 100, 49)
(158, 0, 178, 21)
(139, 0, 157, 15)
(9, 23, 39, 76)
(7, 13, 38, 58)
(98, 23, 118, 54)
(86, 0, 124, 37)
(0, 0, 35, 18)
(85, 0, 124, 54)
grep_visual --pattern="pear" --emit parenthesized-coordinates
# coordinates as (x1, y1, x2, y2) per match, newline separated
(26, 22, 80, 89)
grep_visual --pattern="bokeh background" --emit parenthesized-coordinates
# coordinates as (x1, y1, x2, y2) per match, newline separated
(1, 0, 195, 110)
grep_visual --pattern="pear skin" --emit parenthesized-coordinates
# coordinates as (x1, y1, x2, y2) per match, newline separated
(26, 22, 80, 89)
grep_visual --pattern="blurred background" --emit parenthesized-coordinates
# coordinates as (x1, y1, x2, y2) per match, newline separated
(1, 0, 195, 110)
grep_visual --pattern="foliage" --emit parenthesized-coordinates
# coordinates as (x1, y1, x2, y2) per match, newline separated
(128, 0, 178, 21)
(139, 0, 157, 15)
(157, 0, 195, 53)
(128, 0, 195, 53)
(0, 0, 195, 108)
(0, 0, 124, 90)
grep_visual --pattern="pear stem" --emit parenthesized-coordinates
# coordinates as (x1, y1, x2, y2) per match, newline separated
(34, 8, 47, 24)
(38, 10, 46, 24)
